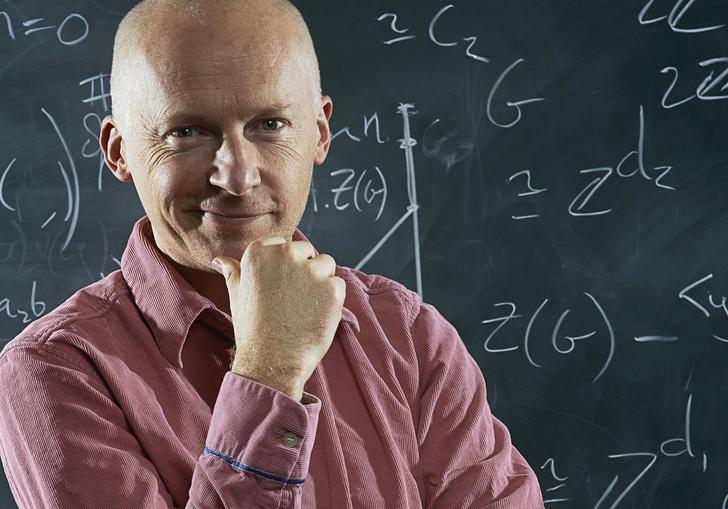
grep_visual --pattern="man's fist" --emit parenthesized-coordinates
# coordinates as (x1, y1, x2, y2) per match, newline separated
(210, 236, 346, 401)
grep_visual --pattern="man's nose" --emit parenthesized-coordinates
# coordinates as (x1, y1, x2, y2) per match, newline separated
(209, 133, 261, 195)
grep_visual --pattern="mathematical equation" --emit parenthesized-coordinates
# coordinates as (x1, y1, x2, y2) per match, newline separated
(79, 72, 111, 190)
(638, 0, 728, 108)
(508, 105, 676, 221)
(540, 389, 709, 506)
(0, 10, 89, 47)
(481, 292, 615, 384)
(376, 3, 545, 130)
(310, 167, 387, 221)
(679, 273, 728, 342)
(481, 271, 728, 382)
(0, 67, 122, 327)
(327, 101, 678, 221)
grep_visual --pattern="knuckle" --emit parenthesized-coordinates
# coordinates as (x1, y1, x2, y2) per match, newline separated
(331, 276, 346, 299)
(244, 244, 264, 262)
(319, 253, 336, 266)
(246, 239, 265, 255)
(249, 238, 265, 249)
(281, 241, 296, 254)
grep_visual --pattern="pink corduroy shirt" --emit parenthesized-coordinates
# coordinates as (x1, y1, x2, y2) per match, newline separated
(0, 215, 543, 508)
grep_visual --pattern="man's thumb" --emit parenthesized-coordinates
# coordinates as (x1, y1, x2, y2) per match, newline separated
(210, 256, 236, 279)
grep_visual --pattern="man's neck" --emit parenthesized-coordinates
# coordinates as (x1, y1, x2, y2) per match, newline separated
(164, 253, 232, 316)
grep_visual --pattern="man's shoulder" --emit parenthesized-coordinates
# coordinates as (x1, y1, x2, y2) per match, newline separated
(0, 270, 129, 358)
(335, 264, 410, 293)
(334, 265, 422, 323)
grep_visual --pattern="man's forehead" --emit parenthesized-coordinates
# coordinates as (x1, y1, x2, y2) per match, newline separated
(153, 54, 275, 90)
(144, 21, 305, 87)
(139, 34, 297, 90)
(137, 58, 305, 128)
(111, 0, 319, 129)
(160, 60, 301, 103)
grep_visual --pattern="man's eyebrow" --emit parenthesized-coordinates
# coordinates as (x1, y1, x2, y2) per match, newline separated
(154, 111, 210, 131)
(258, 102, 293, 113)
(159, 102, 294, 124)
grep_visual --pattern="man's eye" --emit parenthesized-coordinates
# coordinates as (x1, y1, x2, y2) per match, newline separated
(261, 119, 285, 131)
(170, 127, 199, 138)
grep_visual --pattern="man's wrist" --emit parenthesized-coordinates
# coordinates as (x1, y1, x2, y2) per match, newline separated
(231, 361, 304, 401)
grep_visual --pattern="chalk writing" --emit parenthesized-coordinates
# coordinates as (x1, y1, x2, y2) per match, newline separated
(79, 73, 111, 191)
(351, 104, 423, 298)
(639, 0, 725, 33)
(0, 11, 89, 46)
(595, 391, 708, 507)
(0, 158, 17, 212)
(42, 108, 80, 252)
(568, 106, 675, 217)
(376, 4, 489, 62)
(481, 292, 615, 383)
(0, 281, 46, 324)
(539, 458, 571, 504)
(679, 273, 728, 342)
(508, 170, 548, 220)
(660, 57, 728, 108)
(79, 73, 111, 111)
(421, 118, 474, 171)
(660, 393, 707, 471)
(594, 452, 658, 509)
(487, 58, 545, 129)
(331, 112, 388, 145)
(324, 167, 388, 221)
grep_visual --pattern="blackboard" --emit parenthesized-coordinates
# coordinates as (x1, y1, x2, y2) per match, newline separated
(1, 0, 727, 507)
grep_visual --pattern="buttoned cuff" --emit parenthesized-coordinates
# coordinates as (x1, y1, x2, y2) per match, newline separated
(204, 370, 321, 486)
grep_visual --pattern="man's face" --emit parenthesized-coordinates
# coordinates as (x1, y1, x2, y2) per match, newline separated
(106, 12, 331, 272)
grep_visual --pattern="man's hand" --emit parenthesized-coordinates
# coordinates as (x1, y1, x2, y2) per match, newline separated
(210, 237, 346, 401)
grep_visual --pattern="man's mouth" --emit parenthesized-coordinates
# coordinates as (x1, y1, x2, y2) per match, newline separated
(201, 210, 267, 225)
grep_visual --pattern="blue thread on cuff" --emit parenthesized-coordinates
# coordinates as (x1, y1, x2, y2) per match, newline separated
(203, 446, 305, 485)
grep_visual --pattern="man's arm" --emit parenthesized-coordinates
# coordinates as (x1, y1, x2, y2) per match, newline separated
(410, 299, 545, 508)
(0, 341, 319, 509)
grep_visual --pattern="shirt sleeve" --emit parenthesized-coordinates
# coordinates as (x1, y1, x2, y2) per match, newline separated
(0, 342, 320, 509)
(410, 299, 545, 508)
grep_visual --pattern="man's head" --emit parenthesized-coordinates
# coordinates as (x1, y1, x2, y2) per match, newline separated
(101, 0, 332, 279)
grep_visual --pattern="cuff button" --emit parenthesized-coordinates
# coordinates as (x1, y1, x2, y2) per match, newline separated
(282, 431, 300, 447)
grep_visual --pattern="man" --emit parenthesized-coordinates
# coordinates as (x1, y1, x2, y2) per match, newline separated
(0, 0, 544, 507)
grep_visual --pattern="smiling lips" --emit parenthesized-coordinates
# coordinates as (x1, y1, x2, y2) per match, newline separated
(201, 210, 267, 225)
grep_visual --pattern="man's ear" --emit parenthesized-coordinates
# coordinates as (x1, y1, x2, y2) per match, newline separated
(313, 95, 333, 166)
(100, 115, 132, 182)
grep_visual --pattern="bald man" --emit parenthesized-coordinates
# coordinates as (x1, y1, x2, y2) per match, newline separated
(0, 1, 544, 507)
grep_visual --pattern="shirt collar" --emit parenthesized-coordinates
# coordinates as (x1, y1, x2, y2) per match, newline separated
(120, 215, 358, 369)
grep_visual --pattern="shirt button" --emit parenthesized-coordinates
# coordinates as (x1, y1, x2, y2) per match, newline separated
(282, 431, 300, 447)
